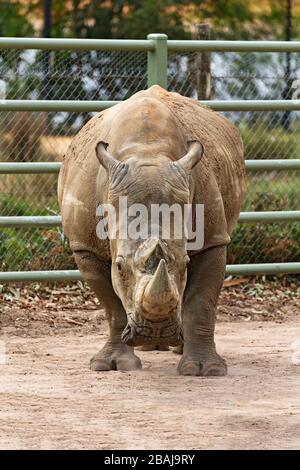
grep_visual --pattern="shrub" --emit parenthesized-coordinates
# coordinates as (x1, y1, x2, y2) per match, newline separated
(228, 222, 300, 264)
(240, 123, 300, 160)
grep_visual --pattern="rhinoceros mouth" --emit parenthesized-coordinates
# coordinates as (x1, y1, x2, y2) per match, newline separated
(121, 312, 183, 347)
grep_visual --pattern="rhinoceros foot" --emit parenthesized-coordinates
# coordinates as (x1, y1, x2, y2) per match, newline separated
(177, 352, 227, 377)
(90, 341, 142, 372)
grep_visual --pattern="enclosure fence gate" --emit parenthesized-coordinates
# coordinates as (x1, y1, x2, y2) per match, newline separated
(0, 34, 300, 282)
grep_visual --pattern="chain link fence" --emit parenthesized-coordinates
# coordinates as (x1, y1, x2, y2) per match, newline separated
(0, 47, 299, 271)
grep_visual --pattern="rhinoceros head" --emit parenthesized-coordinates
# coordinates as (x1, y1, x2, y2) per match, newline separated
(95, 140, 204, 347)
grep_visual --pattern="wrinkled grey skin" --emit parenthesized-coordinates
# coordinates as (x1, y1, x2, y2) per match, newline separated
(58, 86, 244, 376)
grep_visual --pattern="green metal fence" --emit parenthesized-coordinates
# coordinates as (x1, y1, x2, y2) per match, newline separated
(0, 35, 299, 281)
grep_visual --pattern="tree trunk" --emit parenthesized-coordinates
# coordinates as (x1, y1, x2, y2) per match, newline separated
(193, 23, 212, 100)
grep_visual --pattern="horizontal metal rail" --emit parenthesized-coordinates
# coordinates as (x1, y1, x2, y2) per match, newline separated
(1, 211, 300, 228)
(167, 40, 300, 53)
(1, 99, 300, 112)
(1, 160, 300, 174)
(0, 37, 155, 51)
(245, 160, 300, 170)
(0, 262, 299, 282)
(0, 162, 61, 173)
(225, 263, 300, 275)
(204, 100, 300, 112)
(1, 37, 300, 53)
(0, 100, 118, 112)
(0, 216, 61, 227)
(0, 270, 82, 282)
(239, 211, 300, 223)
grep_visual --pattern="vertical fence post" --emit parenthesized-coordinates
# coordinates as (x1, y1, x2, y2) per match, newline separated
(147, 33, 168, 89)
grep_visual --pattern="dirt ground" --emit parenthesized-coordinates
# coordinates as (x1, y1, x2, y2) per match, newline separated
(0, 279, 299, 450)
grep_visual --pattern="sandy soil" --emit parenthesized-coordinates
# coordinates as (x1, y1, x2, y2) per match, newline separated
(1, 318, 300, 450)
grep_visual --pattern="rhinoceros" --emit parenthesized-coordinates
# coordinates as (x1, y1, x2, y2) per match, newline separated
(58, 85, 245, 376)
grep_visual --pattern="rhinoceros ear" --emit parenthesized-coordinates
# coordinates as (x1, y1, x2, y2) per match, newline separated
(95, 141, 119, 173)
(96, 141, 128, 188)
(174, 141, 204, 171)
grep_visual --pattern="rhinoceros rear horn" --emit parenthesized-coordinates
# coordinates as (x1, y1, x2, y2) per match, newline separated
(95, 141, 119, 173)
(175, 140, 204, 171)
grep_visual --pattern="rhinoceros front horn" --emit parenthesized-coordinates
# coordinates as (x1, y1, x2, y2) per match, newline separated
(142, 259, 179, 320)
(173, 140, 204, 171)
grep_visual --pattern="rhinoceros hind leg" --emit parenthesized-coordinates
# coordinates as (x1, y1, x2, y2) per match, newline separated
(178, 246, 227, 377)
(74, 250, 142, 371)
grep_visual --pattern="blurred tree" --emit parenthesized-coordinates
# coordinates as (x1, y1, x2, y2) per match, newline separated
(2, 1, 300, 41)
(173, 0, 300, 40)
(24, 0, 190, 39)
(0, 1, 34, 37)
(0, 0, 34, 73)
(117, 0, 190, 39)
(0, 1, 34, 96)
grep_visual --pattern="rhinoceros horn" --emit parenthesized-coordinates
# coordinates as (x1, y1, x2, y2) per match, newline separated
(174, 140, 204, 171)
(142, 259, 178, 320)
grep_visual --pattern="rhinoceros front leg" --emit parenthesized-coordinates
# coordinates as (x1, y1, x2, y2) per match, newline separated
(74, 251, 142, 371)
(178, 245, 227, 377)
